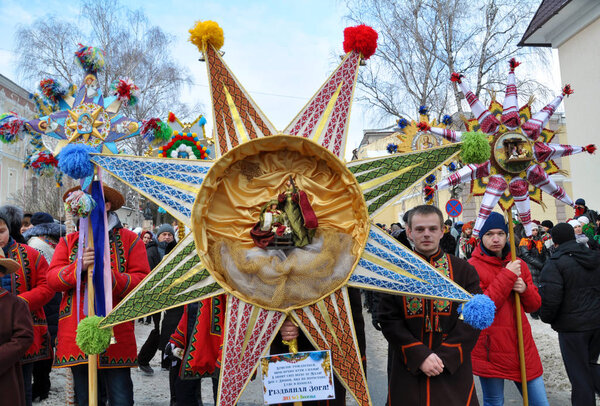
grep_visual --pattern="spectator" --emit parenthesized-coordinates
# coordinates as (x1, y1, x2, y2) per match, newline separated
(379, 205, 482, 405)
(540, 220, 554, 253)
(574, 198, 598, 225)
(577, 216, 595, 240)
(22, 212, 66, 401)
(568, 219, 600, 250)
(518, 224, 548, 319)
(21, 213, 33, 235)
(457, 221, 477, 260)
(468, 212, 548, 406)
(395, 211, 412, 248)
(137, 225, 177, 375)
(0, 206, 54, 406)
(539, 222, 600, 406)
(0, 249, 34, 406)
(440, 219, 457, 254)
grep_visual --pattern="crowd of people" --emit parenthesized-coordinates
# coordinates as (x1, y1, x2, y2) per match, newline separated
(1, 186, 599, 406)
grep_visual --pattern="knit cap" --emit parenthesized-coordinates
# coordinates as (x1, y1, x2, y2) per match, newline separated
(479, 212, 507, 237)
(551, 223, 576, 245)
(156, 223, 175, 238)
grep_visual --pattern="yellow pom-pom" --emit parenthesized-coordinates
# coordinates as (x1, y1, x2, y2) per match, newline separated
(189, 20, 224, 52)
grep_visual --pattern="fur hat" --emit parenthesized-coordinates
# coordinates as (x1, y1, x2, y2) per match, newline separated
(541, 220, 554, 229)
(31, 212, 54, 226)
(63, 184, 124, 211)
(551, 223, 576, 245)
(0, 248, 20, 275)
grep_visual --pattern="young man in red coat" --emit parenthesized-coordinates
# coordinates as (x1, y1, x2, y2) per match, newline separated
(468, 212, 549, 405)
(378, 205, 482, 406)
(0, 206, 54, 406)
(47, 185, 150, 406)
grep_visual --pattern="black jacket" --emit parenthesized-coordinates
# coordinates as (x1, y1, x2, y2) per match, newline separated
(539, 240, 600, 332)
(518, 238, 547, 286)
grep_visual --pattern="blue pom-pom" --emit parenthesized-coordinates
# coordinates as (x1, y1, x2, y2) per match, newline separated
(460, 294, 496, 330)
(419, 105, 429, 115)
(425, 174, 436, 184)
(448, 162, 457, 172)
(442, 114, 453, 125)
(396, 118, 409, 129)
(58, 144, 95, 179)
(158, 207, 167, 214)
(199, 116, 207, 126)
(386, 143, 398, 154)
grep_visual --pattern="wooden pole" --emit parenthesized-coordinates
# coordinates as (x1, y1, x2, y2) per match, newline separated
(87, 220, 98, 406)
(506, 210, 528, 406)
(281, 316, 301, 406)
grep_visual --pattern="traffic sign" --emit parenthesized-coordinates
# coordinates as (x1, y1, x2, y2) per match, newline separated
(445, 199, 463, 217)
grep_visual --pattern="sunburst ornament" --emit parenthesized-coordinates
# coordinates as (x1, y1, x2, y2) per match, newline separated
(93, 21, 492, 406)
(0, 44, 143, 156)
(421, 59, 596, 236)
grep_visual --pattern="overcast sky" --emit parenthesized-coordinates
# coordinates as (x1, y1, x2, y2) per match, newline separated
(0, 0, 382, 160)
(0, 0, 560, 161)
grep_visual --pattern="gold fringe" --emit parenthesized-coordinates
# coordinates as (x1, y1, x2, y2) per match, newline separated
(539, 200, 548, 211)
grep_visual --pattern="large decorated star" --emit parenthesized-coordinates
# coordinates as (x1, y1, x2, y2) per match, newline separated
(421, 59, 595, 236)
(95, 22, 479, 406)
(0, 45, 143, 156)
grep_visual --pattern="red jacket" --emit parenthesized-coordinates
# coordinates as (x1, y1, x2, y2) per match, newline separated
(47, 228, 150, 368)
(170, 295, 225, 378)
(468, 245, 543, 381)
(5, 240, 54, 363)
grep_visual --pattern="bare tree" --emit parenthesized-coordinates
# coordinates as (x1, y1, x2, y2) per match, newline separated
(15, 0, 197, 155)
(345, 0, 550, 124)
(9, 175, 76, 221)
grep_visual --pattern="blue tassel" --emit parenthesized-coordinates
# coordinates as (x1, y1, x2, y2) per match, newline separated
(459, 294, 496, 330)
(419, 105, 429, 115)
(442, 114, 453, 125)
(425, 174, 436, 184)
(387, 143, 398, 154)
(58, 144, 95, 179)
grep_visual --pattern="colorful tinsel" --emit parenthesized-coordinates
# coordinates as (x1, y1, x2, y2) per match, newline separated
(64, 189, 96, 217)
(74, 44, 105, 73)
(189, 20, 224, 52)
(25, 150, 59, 176)
(141, 118, 173, 144)
(386, 143, 398, 154)
(111, 78, 140, 106)
(39, 78, 72, 104)
(343, 24, 378, 60)
(0, 113, 24, 144)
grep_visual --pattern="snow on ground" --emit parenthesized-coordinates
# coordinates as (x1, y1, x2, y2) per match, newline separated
(38, 312, 573, 405)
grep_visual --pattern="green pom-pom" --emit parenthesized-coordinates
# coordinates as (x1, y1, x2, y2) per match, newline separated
(76, 316, 111, 355)
(155, 121, 173, 142)
(461, 131, 491, 164)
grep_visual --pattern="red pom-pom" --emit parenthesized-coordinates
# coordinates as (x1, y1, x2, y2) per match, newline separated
(509, 58, 521, 72)
(450, 72, 463, 83)
(417, 122, 431, 132)
(168, 112, 176, 123)
(584, 144, 596, 154)
(343, 25, 378, 60)
(562, 84, 574, 96)
(424, 185, 436, 196)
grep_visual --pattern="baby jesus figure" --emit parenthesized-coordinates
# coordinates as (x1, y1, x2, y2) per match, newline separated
(250, 176, 318, 249)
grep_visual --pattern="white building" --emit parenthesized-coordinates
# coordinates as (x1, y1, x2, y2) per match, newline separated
(0, 74, 35, 206)
(520, 0, 600, 209)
